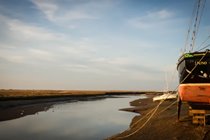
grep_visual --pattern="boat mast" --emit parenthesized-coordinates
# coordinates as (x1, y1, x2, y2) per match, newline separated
(183, 0, 206, 53)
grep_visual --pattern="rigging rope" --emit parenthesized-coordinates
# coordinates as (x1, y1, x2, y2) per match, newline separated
(184, 0, 198, 53)
(184, 0, 206, 52)
(190, 0, 201, 51)
(196, 35, 210, 51)
(190, 0, 206, 52)
(197, 44, 210, 51)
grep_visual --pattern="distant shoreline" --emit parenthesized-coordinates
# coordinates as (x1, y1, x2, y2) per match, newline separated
(0, 89, 163, 100)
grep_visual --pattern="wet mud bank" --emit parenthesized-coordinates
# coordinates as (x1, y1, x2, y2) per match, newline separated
(109, 95, 210, 140)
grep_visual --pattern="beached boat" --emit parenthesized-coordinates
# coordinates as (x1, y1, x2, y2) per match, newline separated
(177, 0, 210, 119)
(177, 50, 210, 104)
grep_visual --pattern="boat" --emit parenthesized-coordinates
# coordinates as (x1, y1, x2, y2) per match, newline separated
(153, 92, 177, 102)
(177, 50, 210, 104)
(177, 0, 210, 119)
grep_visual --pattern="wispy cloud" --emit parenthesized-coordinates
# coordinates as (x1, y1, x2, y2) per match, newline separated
(128, 9, 174, 29)
(28, 48, 56, 62)
(0, 14, 94, 65)
(31, 0, 58, 21)
(0, 14, 65, 43)
(31, 0, 98, 24)
(150, 9, 173, 19)
(0, 52, 26, 63)
(88, 56, 163, 79)
(0, 46, 55, 64)
(8, 20, 63, 41)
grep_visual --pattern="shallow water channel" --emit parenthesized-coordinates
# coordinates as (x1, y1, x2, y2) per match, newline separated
(0, 95, 146, 140)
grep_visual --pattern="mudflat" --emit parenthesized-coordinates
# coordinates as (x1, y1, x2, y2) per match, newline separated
(108, 94, 210, 140)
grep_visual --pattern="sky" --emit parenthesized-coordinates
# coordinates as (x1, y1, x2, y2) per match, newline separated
(0, 0, 210, 91)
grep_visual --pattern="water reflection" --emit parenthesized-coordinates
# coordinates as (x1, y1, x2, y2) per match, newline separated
(0, 103, 52, 121)
(0, 95, 112, 121)
(0, 95, 146, 140)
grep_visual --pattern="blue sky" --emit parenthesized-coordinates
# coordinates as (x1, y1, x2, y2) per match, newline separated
(0, 0, 210, 90)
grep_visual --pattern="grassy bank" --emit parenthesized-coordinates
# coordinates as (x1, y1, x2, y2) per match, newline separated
(0, 89, 163, 100)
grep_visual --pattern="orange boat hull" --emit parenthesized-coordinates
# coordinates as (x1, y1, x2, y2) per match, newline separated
(178, 84, 210, 104)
